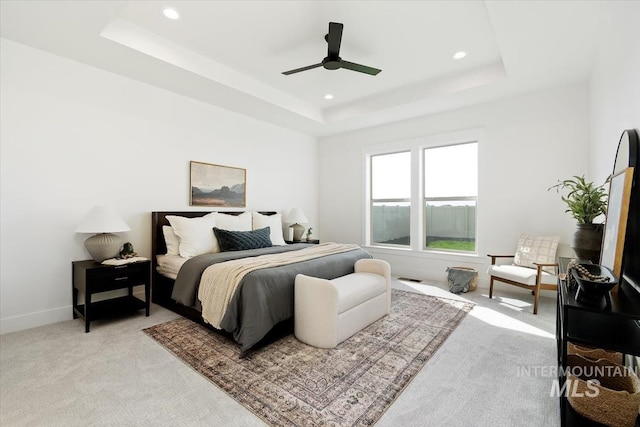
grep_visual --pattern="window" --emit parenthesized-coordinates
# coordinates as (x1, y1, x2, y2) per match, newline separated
(370, 151, 411, 247)
(366, 133, 479, 255)
(424, 143, 477, 253)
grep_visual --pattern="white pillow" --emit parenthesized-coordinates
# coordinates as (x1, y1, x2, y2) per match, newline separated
(252, 212, 286, 246)
(514, 234, 560, 272)
(166, 213, 218, 257)
(216, 212, 252, 231)
(162, 225, 180, 256)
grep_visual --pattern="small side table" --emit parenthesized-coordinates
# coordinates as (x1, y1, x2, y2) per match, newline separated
(72, 259, 151, 332)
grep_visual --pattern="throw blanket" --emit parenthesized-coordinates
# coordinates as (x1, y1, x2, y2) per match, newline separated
(446, 267, 477, 294)
(199, 243, 360, 328)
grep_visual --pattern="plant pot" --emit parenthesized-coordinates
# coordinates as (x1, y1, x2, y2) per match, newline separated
(572, 223, 604, 264)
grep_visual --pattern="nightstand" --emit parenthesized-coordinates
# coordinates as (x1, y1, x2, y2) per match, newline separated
(286, 240, 320, 244)
(72, 259, 151, 332)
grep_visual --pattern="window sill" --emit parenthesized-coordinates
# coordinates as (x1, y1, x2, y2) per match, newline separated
(363, 245, 485, 264)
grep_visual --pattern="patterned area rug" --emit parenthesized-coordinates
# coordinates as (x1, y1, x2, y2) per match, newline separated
(144, 289, 473, 426)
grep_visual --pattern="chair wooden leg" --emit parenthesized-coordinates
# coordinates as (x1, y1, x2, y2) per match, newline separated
(533, 287, 540, 315)
(489, 277, 494, 299)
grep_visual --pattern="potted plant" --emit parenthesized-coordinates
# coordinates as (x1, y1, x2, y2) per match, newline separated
(549, 175, 609, 263)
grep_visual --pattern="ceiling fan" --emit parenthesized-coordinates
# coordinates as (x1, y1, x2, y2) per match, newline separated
(282, 22, 382, 76)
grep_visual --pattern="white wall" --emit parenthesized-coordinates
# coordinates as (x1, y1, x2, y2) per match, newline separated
(3, 1, 637, 334)
(589, 1, 640, 181)
(0, 39, 318, 334)
(319, 84, 590, 284)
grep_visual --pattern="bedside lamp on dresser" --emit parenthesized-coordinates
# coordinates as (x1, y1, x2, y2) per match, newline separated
(76, 205, 130, 262)
(286, 208, 309, 242)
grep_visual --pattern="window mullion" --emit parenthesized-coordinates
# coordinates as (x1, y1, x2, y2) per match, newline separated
(411, 147, 421, 251)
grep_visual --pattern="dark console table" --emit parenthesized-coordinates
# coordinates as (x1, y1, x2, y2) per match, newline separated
(556, 257, 640, 426)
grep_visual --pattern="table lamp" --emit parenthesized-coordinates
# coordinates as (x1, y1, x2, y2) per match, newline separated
(76, 206, 131, 262)
(286, 208, 308, 242)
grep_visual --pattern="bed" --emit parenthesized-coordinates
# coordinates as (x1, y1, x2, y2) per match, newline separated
(151, 211, 371, 355)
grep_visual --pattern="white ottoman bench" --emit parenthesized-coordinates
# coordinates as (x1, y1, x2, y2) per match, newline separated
(294, 259, 391, 348)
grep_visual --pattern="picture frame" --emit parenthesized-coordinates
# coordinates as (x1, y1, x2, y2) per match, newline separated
(190, 161, 246, 207)
(600, 167, 633, 278)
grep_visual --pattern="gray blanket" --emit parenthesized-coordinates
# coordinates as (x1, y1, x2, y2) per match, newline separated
(172, 244, 371, 353)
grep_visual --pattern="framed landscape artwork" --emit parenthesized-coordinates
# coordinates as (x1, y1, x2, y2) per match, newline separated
(190, 161, 246, 207)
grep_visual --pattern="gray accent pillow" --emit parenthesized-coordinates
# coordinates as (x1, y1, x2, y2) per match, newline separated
(213, 226, 272, 252)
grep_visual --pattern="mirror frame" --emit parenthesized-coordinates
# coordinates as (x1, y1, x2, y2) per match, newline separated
(601, 129, 639, 294)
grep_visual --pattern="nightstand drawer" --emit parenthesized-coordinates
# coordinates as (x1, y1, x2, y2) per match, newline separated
(110, 263, 148, 283)
(86, 263, 148, 291)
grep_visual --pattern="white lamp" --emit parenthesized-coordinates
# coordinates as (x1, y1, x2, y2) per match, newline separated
(76, 206, 131, 262)
(286, 208, 309, 242)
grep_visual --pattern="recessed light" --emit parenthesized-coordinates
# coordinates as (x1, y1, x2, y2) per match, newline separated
(324, 94, 334, 100)
(453, 51, 467, 60)
(163, 8, 180, 20)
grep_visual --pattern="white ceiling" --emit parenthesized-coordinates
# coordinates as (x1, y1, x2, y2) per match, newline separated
(0, 0, 605, 137)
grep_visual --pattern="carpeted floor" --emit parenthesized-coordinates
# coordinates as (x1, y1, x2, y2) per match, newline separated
(144, 289, 473, 427)
(0, 279, 561, 426)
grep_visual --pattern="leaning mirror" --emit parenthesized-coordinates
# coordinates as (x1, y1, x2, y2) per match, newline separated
(600, 129, 639, 295)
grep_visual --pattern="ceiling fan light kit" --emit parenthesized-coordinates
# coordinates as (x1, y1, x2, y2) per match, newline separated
(283, 22, 381, 76)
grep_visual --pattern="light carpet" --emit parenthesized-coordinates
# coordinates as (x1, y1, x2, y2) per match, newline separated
(144, 289, 473, 427)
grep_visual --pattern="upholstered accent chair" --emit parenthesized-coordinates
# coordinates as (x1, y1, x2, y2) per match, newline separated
(487, 234, 560, 314)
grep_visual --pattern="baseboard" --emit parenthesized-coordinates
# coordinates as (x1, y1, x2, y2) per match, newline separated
(0, 305, 72, 335)
(0, 290, 147, 335)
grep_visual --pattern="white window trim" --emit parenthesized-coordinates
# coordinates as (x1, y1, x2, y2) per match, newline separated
(363, 128, 485, 261)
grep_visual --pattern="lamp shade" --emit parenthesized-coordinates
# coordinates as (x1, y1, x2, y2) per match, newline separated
(75, 206, 130, 233)
(286, 208, 308, 224)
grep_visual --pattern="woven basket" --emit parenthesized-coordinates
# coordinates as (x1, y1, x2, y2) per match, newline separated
(568, 342, 624, 365)
(450, 266, 478, 291)
(567, 354, 640, 427)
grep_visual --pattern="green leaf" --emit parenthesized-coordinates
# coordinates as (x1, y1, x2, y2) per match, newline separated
(548, 175, 609, 224)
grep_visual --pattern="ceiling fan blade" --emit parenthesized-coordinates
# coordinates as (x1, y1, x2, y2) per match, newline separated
(340, 60, 382, 76)
(327, 22, 343, 58)
(282, 63, 323, 75)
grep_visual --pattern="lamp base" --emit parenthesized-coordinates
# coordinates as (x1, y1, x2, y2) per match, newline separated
(84, 233, 123, 262)
(291, 223, 305, 242)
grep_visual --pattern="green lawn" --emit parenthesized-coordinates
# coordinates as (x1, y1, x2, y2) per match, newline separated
(426, 240, 475, 251)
